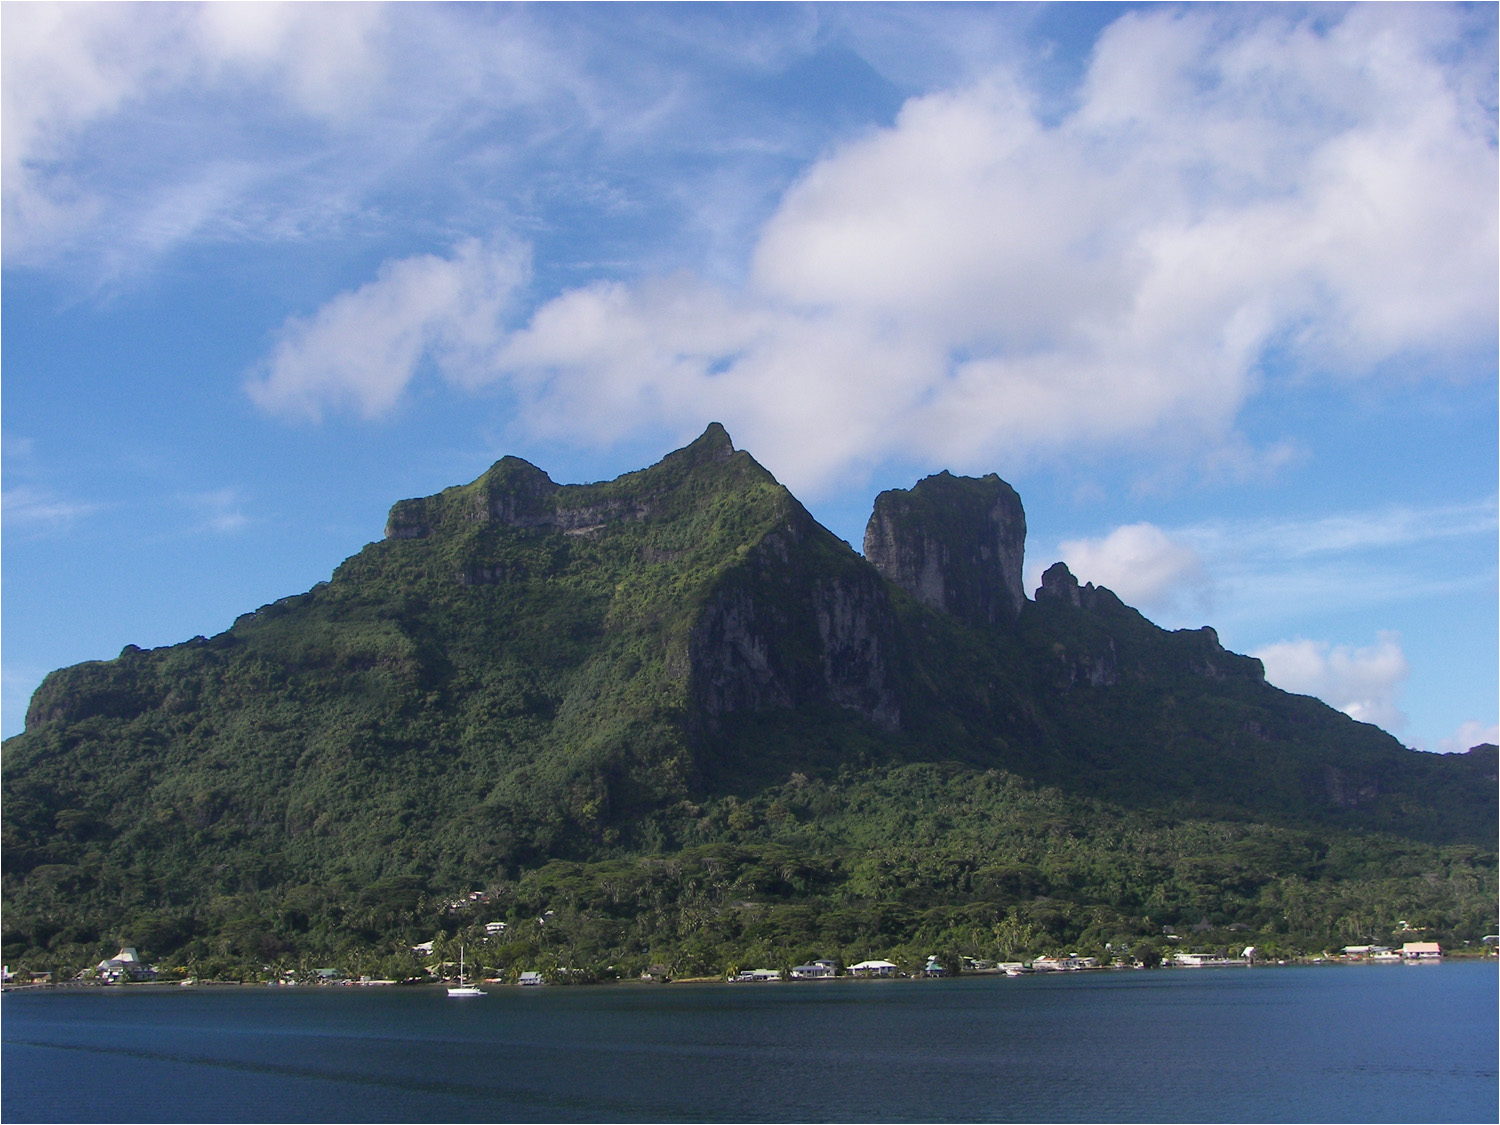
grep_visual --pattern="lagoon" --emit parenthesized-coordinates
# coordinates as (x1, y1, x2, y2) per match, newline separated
(4, 962, 1495, 1122)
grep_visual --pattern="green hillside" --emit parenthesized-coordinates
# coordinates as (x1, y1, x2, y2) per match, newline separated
(3, 425, 1494, 981)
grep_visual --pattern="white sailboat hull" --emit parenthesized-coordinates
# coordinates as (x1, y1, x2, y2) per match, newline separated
(446, 945, 486, 997)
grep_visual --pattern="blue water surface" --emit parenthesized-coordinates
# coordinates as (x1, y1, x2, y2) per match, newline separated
(4, 961, 1495, 1122)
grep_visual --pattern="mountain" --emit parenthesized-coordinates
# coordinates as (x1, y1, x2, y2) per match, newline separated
(3, 425, 1494, 978)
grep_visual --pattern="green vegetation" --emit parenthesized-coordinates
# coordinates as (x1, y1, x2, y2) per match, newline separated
(4, 763, 1492, 983)
(4, 426, 1495, 982)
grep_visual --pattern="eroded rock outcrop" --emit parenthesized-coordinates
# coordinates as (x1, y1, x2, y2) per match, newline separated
(1034, 561, 1122, 612)
(689, 514, 901, 732)
(863, 471, 1027, 630)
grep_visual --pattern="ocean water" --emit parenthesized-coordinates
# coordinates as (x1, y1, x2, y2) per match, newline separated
(3, 961, 1495, 1122)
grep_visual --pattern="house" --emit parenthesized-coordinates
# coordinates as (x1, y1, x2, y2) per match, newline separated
(1401, 942, 1442, 961)
(96, 947, 156, 982)
(924, 956, 947, 977)
(1172, 952, 1243, 967)
(485, 921, 507, 937)
(733, 969, 783, 982)
(411, 941, 436, 956)
(641, 964, 670, 982)
(848, 959, 898, 977)
(517, 971, 546, 986)
(790, 960, 835, 979)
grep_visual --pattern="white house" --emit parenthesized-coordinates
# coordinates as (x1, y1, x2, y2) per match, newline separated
(848, 959, 897, 977)
(1400, 942, 1442, 960)
(733, 968, 783, 982)
(518, 971, 546, 986)
(96, 947, 155, 983)
(790, 961, 835, 979)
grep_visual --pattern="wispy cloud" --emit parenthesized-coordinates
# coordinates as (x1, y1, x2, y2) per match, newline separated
(1, 484, 99, 535)
(182, 489, 251, 536)
(1177, 500, 1500, 561)
(1048, 498, 1498, 633)
(2, 2, 390, 267)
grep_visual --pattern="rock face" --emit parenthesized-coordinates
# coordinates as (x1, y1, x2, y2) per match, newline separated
(385, 458, 562, 539)
(863, 471, 1027, 629)
(1034, 561, 1119, 612)
(688, 512, 901, 732)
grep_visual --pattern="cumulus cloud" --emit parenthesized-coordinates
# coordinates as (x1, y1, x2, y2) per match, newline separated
(1436, 720, 1500, 754)
(1055, 523, 1208, 613)
(504, 4, 1494, 492)
(1254, 631, 1410, 733)
(246, 6, 1495, 496)
(246, 240, 528, 421)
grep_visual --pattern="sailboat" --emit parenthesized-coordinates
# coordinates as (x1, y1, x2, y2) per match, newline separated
(447, 945, 485, 997)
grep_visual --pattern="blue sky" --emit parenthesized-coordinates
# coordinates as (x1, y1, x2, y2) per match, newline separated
(3, 2, 1496, 752)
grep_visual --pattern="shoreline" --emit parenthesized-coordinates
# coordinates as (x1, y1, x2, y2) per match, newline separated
(5, 952, 1491, 994)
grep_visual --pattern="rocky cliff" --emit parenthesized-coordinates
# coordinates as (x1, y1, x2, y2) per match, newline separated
(864, 471, 1027, 629)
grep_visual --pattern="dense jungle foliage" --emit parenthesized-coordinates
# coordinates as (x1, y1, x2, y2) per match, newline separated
(4, 426, 1495, 981)
(4, 763, 1493, 982)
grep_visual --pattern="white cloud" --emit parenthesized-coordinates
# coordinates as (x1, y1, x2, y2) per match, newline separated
(1254, 631, 1410, 733)
(246, 240, 528, 421)
(247, 6, 1493, 495)
(1436, 720, 1500, 754)
(1, 2, 389, 264)
(1055, 523, 1208, 613)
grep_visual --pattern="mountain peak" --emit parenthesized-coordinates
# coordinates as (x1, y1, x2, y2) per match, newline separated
(695, 421, 734, 453)
(864, 471, 1027, 628)
(655, 422, 738, 470)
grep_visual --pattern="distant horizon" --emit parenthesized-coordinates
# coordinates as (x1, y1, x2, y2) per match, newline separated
(4, 3, 1495, 752)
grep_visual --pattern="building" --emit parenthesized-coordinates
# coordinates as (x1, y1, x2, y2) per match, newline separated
(1400, 942, 1442, 960)
(790, 960, 836, 979)
(733, 969, 783, 982)
(518, 971, 546, 986)
(848, 959, 897, 977)
(96, 947, 156, 983)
